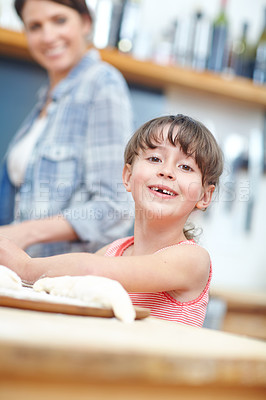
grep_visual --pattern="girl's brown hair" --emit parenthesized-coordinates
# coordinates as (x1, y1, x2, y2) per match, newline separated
(124, 114, 224, 187)
(124, 114, 224, 240)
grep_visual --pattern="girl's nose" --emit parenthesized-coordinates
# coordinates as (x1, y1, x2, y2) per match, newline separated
(158, 166, 176, 180)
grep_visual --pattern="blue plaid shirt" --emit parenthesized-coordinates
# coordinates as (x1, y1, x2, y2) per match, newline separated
(0, 50, 134, 257)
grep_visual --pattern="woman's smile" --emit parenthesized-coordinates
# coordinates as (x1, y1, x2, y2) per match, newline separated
(44, 44, 67, 58)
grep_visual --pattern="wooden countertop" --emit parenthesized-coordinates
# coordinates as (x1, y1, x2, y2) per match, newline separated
(0, 306, 265, 400)
(210, 287, 266, 313)
(1, 27, 266, 109)
(210, 288, 266, 340)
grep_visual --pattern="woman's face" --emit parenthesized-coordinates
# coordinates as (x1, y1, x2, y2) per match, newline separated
(21, 0, 91, 87)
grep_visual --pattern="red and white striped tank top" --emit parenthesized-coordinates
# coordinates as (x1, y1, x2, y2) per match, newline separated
(105, 236, 212, 327)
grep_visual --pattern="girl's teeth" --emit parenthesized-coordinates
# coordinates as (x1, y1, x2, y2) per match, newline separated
(151, 187, 174, 196)
(163, 189, 173, 195)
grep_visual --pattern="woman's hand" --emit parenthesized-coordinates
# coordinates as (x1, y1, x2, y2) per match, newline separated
(0, 224, 31, 249)
(0, 217, 78, 250)
(0, 235, 31, 281)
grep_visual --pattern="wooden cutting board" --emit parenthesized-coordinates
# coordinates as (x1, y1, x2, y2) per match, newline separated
(0, 293, 150, 320)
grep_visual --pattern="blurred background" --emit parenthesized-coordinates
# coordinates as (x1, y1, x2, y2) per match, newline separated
(0, 0, 265, 301)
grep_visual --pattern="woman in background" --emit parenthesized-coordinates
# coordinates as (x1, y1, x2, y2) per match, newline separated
(0, 0, 134, 257)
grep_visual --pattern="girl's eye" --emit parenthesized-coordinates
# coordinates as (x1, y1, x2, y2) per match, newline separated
(147, 156, 162, 163)
(179, 164, 193, 171)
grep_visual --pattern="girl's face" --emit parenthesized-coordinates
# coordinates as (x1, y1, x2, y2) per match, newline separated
(123, 127, 214, 222)
(22, 0, 91, 88)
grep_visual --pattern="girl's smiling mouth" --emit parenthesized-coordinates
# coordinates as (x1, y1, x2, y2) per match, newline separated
(148, 185, 178, 197)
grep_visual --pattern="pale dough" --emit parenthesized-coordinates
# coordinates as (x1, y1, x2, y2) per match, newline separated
(33, 275, 136, 323)
(0, 265, 22, 291)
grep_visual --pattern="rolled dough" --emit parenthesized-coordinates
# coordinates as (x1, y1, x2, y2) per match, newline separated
(33, 275, 136, 323)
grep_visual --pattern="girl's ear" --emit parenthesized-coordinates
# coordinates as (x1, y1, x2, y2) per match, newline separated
(196, 185, 215, 211)
(122, 163, 132, 192)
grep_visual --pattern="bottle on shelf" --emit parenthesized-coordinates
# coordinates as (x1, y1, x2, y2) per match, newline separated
(208, 0, 229, 72)
(153, 19, 177, 66)
(173, 16, 193, 67)
(253, 7, 266, 85)
(92, 0, 124, 49)
(230, 22, 255, 79)
(191, 10, 212, 71)
(117, 0, 141, 53)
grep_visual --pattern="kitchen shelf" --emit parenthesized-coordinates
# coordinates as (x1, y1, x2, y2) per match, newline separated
(1, 27, 266, 108)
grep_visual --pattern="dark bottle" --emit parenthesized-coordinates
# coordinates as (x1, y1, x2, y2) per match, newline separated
(208, 0, 229, 72)
(253, 7, 266, 84)
(231, 22, 255, 79)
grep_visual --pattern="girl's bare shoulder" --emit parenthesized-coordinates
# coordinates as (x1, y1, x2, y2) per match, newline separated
(156, 242, 211, 288)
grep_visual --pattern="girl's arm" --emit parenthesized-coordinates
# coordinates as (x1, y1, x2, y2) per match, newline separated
(0, 236, 210, 294)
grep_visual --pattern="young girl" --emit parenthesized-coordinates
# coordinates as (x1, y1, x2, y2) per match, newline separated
(0, 115, 223, 327)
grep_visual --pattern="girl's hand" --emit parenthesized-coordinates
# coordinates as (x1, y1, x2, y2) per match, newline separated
(0, 235, 31, 281)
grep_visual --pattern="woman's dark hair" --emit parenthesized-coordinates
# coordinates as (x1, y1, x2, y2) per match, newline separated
(14, 0, 92, 20)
